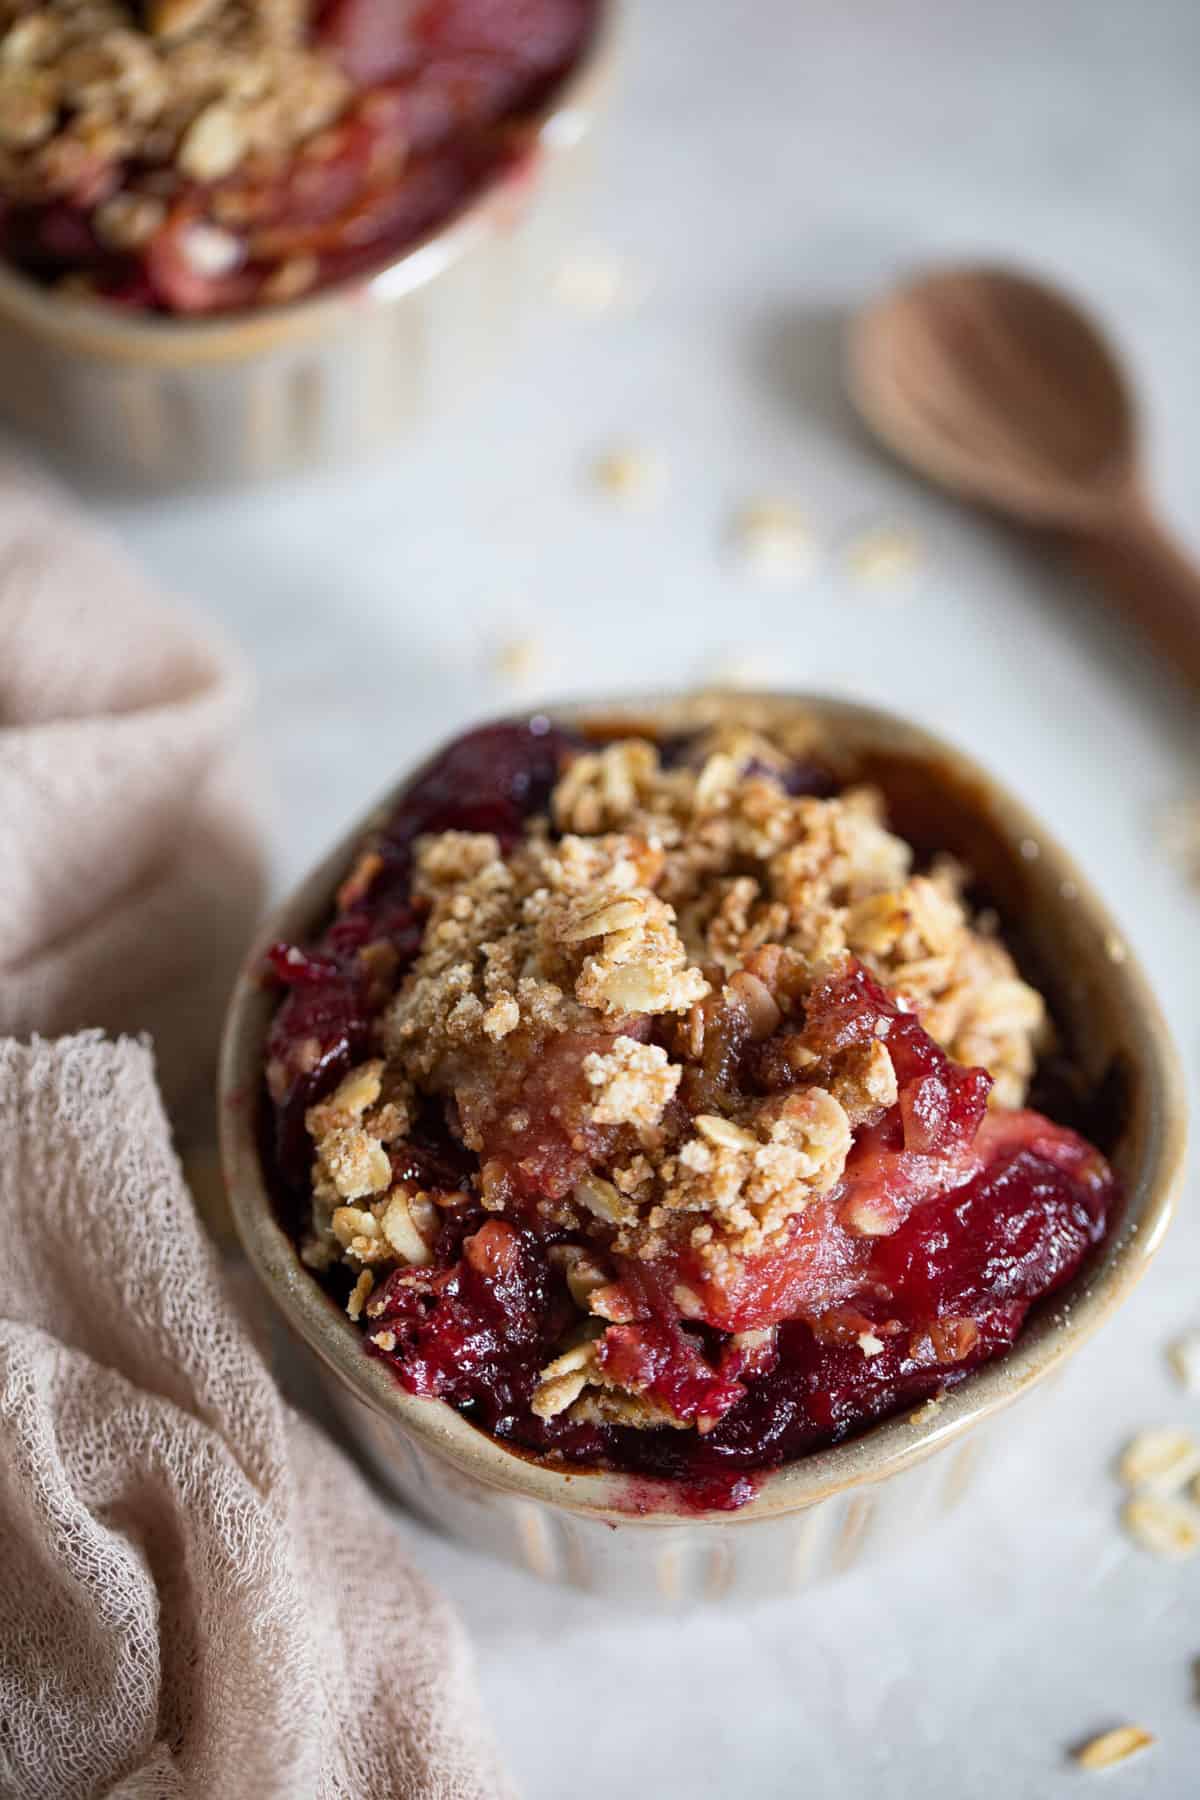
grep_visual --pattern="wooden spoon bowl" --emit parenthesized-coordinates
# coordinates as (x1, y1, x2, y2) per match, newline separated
(848, 264, 1200, 687)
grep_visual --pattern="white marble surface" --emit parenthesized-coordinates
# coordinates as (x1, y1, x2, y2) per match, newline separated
(99, 1, 1198, 1792)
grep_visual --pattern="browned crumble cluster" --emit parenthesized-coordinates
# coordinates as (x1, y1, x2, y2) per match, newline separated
(0, 0, 346, 226)
(300, 723, 1049, 1428)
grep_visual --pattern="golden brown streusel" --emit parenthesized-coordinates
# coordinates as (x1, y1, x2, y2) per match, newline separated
(346, 1268, 374, 1321)
(652, 1088, 852, 1250)
(0, 0, 347, 211)
(582, 1035, 681, 1130)
(554, 735, 1045, 1103)
(385, 820, 708, 1100)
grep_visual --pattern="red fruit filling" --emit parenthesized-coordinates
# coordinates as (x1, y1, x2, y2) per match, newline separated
(264, 718, 1119, 1505)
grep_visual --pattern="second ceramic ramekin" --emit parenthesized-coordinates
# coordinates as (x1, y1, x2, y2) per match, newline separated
(0, 5, 617, 489)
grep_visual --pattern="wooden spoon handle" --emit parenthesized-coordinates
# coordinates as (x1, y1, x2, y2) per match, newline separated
(1068, 493, 1200, 690)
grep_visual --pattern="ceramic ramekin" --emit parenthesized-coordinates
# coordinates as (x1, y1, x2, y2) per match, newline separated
(219, 693, 1187, 1607)
(0, 6, 617, 490)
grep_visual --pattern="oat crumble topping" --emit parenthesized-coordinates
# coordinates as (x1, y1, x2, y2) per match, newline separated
(0, 0, 347, 206)
(296, 721, 1055, 1436)
(582, 1036, 681, 1128)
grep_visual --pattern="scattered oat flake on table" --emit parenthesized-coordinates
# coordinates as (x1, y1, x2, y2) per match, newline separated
(730, 499, 817, 583)
(844, 522, 925, 590)
(491, 636, 543, 682)
(1167, 1332, 1200, 1393)
(1073, 1725, 1156, 1772)
(1121, 1495, 1200, 1560)
(553, 249, 646, 315)
(592, 446, 668, 507)
(1117, 1427, 1200, 1492)
(1154, 798, 1200, 882)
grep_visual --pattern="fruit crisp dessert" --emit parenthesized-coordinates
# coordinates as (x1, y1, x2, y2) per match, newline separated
(264, 713, 1119, 1506)
(0, 0, 597, 312)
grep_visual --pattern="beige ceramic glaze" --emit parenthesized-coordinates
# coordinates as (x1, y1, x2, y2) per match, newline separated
(0, 5, 617, 489)
(219, 694, 1186, 1606)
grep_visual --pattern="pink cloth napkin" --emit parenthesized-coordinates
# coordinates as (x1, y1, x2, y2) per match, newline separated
(0, 456, 262, 1128)
(0, 461, 514, 1800)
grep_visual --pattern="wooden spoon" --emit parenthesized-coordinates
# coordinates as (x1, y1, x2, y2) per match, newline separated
(847, 264, 1200, 689)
